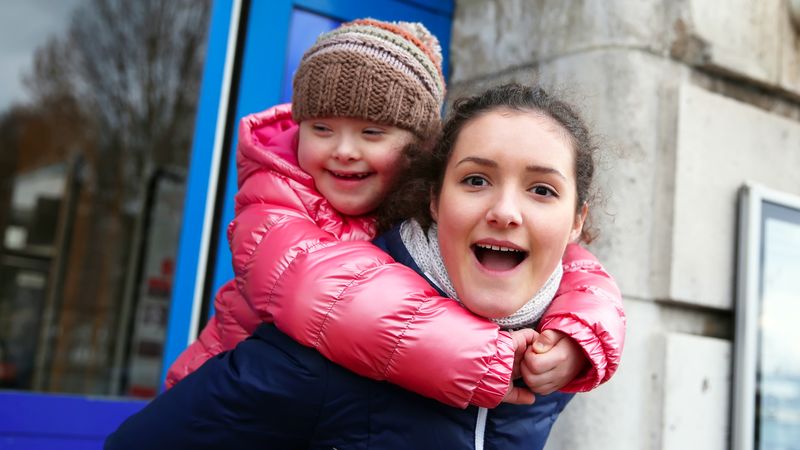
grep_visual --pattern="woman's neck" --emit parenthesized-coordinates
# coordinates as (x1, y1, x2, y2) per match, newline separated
(399, 220, 563, 330)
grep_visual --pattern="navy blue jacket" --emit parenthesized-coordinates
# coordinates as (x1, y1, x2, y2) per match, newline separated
(106, 226, 573, 449)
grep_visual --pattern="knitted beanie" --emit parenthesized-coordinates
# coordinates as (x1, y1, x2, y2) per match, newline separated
(292, 18, 445, 139)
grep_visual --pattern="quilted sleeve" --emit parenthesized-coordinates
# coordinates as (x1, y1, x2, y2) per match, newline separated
(537, 243, 626, 392)
(232, 185, 516, 408)
(230, 166, 515, 409)
(164, 315, 223, 389)
(266, 238, 516, 409)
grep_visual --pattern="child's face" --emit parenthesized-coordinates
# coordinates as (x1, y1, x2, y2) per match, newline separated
(431, 110, 586, 318)
(298, 117, 413, 216)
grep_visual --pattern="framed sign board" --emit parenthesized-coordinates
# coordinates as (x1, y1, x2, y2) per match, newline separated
(733, 183, 800, 450)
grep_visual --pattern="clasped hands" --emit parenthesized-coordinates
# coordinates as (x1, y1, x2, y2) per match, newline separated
(502, 329, 588, 405)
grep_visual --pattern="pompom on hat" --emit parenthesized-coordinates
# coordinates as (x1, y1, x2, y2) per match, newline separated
(292, 18, 445, 139)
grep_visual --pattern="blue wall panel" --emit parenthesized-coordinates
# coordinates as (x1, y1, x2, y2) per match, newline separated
(0, 392, 146, 448)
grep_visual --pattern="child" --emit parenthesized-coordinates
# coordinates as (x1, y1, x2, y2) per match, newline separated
(165, 19, 624, 408)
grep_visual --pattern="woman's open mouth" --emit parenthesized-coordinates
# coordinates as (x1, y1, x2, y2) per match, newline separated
(472, 243, 528, 271)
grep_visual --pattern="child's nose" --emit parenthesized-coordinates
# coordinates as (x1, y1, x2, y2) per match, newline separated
(332, 138, 360, 161)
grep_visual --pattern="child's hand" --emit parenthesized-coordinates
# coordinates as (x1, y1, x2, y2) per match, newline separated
(501, 328, 536, 405)
(520, 330, 588, 395)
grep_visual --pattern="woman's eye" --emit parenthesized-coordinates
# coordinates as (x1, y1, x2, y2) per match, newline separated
(363, 128, 385, 136)
(463, 176, 488, 187)
(531, 185, 557, 197)
(312, 124, 331, 133)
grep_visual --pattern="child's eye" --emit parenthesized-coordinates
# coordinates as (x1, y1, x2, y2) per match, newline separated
(312, 123, 332, 133)
(363, 128, 385, 136)
(462, 175, 489, 187)
(530, 185, 557, 197)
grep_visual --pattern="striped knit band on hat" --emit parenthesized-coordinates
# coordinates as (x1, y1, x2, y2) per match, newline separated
(292, 18, 445, 139)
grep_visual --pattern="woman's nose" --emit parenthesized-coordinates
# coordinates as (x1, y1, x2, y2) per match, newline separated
(485, 189, 522, 228)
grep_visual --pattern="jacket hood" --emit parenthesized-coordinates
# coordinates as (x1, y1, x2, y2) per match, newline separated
(237, 103, 311, 190)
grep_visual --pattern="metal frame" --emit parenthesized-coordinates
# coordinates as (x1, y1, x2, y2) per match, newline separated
(732, 182, 800, 450)
(161, 0, 244, 383)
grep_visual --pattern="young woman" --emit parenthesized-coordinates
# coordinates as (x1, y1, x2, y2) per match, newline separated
(106, 83, 625, 450)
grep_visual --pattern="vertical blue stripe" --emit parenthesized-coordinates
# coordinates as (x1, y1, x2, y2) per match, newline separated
(207, 0, 294, 316)
(161, 0, 237, 385)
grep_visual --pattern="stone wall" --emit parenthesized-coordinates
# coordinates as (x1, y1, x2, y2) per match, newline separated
(450, 1, 800, 448)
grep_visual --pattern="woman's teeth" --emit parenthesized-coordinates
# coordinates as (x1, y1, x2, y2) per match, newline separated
(476, 243, 519, 252)
(473, 244, 527, 271)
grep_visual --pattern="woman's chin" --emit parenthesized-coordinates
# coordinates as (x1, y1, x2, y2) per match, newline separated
(460, 296, 523, 319)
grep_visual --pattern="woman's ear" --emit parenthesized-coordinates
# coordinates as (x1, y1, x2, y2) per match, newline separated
(429, 190, 439, 222)
(569, 203, 588, 242)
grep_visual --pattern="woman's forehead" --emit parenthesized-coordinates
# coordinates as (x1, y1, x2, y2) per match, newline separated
(450, 111, 575, 172)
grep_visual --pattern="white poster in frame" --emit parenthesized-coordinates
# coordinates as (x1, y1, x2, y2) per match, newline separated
(733, 183, 800, 450)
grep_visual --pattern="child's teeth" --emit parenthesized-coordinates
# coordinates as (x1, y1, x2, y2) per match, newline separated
(334, 172, 367, 179)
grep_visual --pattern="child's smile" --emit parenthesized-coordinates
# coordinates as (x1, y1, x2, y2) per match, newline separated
(298, 117, 413, 216)
(328, 170, 373, 180)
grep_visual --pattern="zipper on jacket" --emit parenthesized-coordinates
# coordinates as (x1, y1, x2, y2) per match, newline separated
(474, 407, 488, 450)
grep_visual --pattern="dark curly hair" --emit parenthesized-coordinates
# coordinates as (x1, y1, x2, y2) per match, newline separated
(375, 82, 598, 243)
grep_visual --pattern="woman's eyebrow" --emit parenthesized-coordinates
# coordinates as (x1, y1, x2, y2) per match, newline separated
(526, 165, 566, 181)
(456, 157, 566, 181)
(455, 156, 497, 168)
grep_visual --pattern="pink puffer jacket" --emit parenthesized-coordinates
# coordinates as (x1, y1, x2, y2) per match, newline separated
(165, 104, 626, 408)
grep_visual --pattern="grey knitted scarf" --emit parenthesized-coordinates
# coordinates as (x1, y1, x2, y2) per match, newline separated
(399, 220, 563, 330)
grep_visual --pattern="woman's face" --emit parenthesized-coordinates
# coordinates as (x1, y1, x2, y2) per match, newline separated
(432, 109, 586, 318)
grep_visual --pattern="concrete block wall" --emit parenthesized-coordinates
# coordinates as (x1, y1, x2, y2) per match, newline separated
(672, 85, 800, 309)
(449, 1, 800, 448)
(671, 0, 800, 96)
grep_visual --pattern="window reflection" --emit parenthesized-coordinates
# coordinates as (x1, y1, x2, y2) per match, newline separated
(0, 0, 210, 398)
(758, 207, 800, 449)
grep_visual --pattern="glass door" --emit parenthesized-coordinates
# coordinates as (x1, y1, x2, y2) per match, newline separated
(0, 0, 451, 447)
(0, 0, 214, 448)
